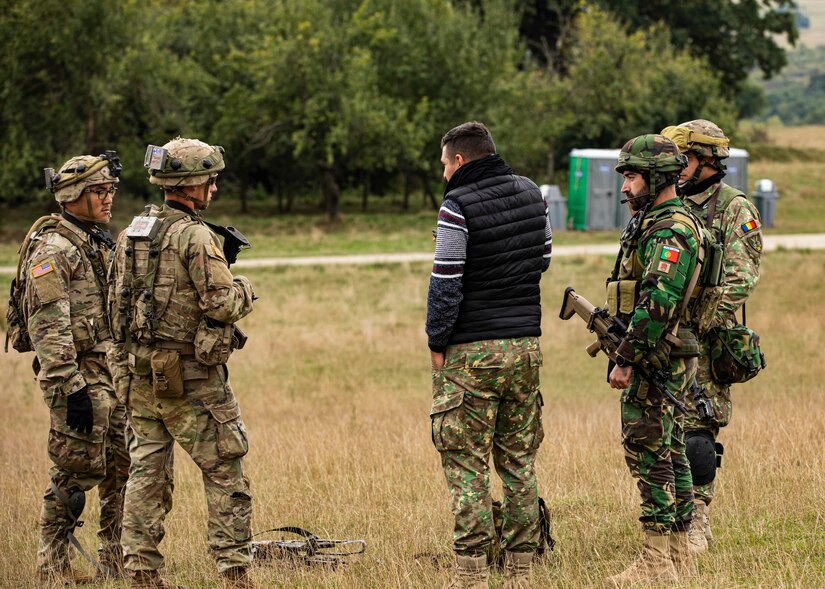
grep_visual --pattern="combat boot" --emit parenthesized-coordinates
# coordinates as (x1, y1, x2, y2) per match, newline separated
(603, 529, 677, 587)
(703, 502, 715, 544)
(688, 500, 709, 555)
(36, 567, 96, 585)
(669, 530, 696, 577)
(444, 554, 489, 589)
(130, 569, 186, 589)
(95, 550, 126, 580)
(221, 566, 259, 589)
(503, 550, 533, 588)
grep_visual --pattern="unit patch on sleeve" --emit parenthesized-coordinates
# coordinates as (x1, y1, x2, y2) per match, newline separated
(31, 259, 55, 278)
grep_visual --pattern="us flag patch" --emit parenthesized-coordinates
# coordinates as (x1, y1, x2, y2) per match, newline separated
(31, 259, 55, 278)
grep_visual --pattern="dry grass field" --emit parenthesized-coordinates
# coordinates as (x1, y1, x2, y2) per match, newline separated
(1, 247, 823, 588)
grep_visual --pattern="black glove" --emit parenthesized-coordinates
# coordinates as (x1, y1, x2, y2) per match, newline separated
(66, 387, 94, 434)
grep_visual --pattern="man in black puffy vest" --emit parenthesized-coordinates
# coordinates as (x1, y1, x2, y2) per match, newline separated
(426, 121, 552, 589)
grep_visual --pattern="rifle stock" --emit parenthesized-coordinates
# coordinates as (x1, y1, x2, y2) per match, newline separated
(560, 286, 687, 414)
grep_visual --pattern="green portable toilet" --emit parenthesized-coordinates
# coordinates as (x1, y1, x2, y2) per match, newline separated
(568, 149, 622, 230)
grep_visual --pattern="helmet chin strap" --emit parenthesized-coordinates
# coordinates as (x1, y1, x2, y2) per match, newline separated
(167, 186, 208, 210)
(65, 192, 105, 224)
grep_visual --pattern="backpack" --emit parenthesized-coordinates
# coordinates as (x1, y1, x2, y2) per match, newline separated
(4, 215, 94, 353)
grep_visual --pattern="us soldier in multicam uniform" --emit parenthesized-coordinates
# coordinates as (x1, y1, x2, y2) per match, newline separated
(604, 135, 702, 586)
(661, 120, 763, 553)
(24, 153, 130, 584)
(426, 122, 552, 589)
(108, 137, 257, 589)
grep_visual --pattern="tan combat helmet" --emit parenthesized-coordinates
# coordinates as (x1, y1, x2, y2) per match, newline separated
(47, 152, 121, 204)
(147, 137, 225, 187)
(661, 119, 730, 160)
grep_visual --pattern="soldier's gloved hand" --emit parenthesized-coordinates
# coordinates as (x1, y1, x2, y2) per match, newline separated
(66, 387, 94, 434)
(645, 342, 671, 370)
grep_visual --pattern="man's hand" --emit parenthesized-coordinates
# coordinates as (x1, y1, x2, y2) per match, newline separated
(430, 351, 445, 371)
(66, 387, 94, 434)
(609, 364, 633, 390)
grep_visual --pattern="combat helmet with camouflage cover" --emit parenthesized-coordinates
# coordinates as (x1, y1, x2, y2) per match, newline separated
(47, 152, 121, 204)
(147, 137, 225, 187)
(660, 119, 730, 195)
(660, 119, 730, 160)
(615, 134, 687, 209)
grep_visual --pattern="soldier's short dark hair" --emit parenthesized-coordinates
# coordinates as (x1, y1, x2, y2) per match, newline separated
(441, 121, 496, 161)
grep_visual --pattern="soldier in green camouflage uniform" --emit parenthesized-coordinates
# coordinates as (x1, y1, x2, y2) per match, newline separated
(604, 135, 702, 586)
(21, 153, 130, 583)
(109, 138, 257, 589)
(661, 120, 763, 552)
(427, 122, 552, 589)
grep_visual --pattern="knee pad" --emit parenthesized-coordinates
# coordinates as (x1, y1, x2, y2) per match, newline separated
(50, 481, 86, 527)
(685, 431, 719, 486)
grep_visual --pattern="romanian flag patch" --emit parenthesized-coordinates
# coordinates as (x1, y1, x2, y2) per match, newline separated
(31, 259, 55, 278)
(660, 246, 680, 263)
(741, 220, 759, 233)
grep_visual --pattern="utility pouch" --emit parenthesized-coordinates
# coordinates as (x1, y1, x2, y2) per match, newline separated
(150, 349, 184, 398)
(194, 318, 233, 366)
(127, 346, 153, 376)
(670, 326, 700, 358)
(700, 239, 724, 287)
(691, 286, 724, 337)
(709, 324, 766, 384)
(606, 280, 639, 317)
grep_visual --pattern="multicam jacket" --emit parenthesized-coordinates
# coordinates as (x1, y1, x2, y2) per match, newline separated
(683, 182, 761, 329)
(25, 217, 112, 396)
(610, 198, 701, 364)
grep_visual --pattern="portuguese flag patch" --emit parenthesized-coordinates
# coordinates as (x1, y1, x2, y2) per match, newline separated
(660, 246, 680, 263)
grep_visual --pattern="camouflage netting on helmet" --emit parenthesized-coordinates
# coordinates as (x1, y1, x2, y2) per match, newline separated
(661, 119, 730, 159)
(148, 137, 225, 187)
(51, 154, 120, 204)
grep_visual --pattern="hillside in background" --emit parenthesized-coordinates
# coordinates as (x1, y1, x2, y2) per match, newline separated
(752, 0, 825, 124)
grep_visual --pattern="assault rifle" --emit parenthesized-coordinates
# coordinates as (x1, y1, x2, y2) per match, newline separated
(251, 526, 366, 568)
(204, 222, 251, 266)
(204, 221, 251, 348)
(559, 287, 687, 414)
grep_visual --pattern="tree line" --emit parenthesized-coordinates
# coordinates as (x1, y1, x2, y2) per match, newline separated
(0, 0, 797, 220)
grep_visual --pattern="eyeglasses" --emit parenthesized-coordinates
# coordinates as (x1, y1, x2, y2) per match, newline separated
(85, 186, 118, 200)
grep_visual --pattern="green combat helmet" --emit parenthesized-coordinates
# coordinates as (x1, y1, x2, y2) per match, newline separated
(660, 119, 730, 195)
(615, 134, 687, 209)
(47, 152, 121, 204)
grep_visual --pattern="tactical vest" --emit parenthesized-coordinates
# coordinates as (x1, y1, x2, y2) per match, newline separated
(5, 215, 111, 354)
(607, 202, 705, 354)
(682, 183, 741, 335)
(114, 205, 201, 347)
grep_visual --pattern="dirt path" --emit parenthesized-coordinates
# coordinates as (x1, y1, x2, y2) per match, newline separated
(2, 233, 824, 274)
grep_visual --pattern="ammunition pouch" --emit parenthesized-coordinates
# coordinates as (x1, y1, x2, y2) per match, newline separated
(708, 324, 766, 384)
(151, 349, 184, 398)
(606, 280, 639, 317)
(194, 318, 234, 366)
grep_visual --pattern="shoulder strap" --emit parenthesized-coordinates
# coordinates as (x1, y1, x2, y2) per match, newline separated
(52, 223, 109, 296)
(15, 215, 61, 283)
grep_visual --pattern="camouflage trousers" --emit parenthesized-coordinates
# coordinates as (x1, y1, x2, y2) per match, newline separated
(122, 362, 252, 574)
(683, 337, 732, 505)
(37, 352, 130, 573)
(620, 357, 696, 532)
(431, 337, 544, 556)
